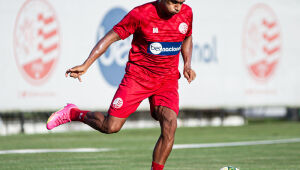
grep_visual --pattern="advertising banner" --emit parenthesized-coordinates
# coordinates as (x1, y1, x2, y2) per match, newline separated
(0, 0, 300, 111)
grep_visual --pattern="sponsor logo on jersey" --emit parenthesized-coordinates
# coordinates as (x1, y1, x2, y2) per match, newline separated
(147, 42, 182, 56)
(113, 97, 123, 109)
(96, 8, 131, 87)
(179, 22, 188, 34)
(243, 4, 282, 82)
(14, 0, 60, 85)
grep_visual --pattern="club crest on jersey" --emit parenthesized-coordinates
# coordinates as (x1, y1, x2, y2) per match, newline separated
(113, 97, 123, 109)
(153, 27, 159, 33)
(147, 42, 182, 55)
(179, 22, 188, 34)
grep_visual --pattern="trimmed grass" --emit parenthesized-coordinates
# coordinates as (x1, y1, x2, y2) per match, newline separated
(0, 121, 300, 169)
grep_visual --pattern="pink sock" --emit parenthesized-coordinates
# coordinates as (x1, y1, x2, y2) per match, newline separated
(70, 108, 89, 122)
(151, 161, 164, 170)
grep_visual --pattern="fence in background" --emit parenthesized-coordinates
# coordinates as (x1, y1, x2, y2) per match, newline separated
(1, 108, 300, 135)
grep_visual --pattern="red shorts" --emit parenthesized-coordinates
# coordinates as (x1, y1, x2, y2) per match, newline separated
(108, 73, 179, 118)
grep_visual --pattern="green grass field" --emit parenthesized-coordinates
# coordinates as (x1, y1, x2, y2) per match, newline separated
(1, 121, 300, 170)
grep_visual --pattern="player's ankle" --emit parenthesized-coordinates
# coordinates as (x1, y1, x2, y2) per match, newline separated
(70, 108, 88, 122)
(151, 161, 164, 170)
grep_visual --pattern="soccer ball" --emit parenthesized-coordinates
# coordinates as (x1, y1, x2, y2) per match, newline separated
(220, 166, 239, 170)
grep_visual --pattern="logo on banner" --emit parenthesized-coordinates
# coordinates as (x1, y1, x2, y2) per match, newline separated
(243, 4, 282, 82)
(14, 0, 60, 85)
(191, 36, 218, 64)
(96, 8, 131, 87)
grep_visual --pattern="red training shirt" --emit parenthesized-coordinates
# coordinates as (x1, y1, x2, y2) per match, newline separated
(113, 1, 193, 80)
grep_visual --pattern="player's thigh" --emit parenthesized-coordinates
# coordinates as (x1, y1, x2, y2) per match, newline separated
(109, 75, 152, 118)
(149, 79, 179, 120)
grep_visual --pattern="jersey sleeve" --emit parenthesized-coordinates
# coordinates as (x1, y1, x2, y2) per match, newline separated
(113, 8, 140, 40)
(186, 7, 193, 37)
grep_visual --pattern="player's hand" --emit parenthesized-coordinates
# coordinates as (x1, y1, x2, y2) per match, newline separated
(65, 65, 87, 82)
(183, 67, 196, 83)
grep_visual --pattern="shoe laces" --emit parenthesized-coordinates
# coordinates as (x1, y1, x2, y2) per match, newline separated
(55, 111, 70, 125)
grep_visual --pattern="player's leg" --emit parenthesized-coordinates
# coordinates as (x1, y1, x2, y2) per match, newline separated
(47, 74, 145, 132)
(149, 79, 179, 169)
(83, 112, 126, 134)
(152, 106, 177, 167)
(46, 103, 127, 134)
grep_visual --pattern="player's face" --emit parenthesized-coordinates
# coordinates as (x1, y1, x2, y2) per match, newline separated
(162, 0, 185, 15)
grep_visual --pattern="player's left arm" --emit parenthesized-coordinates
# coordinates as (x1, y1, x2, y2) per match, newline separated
(181, 35, 196, 83)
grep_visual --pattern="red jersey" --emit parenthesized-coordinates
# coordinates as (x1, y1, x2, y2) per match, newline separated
(113, 1, 193, 80)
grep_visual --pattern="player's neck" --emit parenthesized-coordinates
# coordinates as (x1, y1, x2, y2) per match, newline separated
(156, 1, 174, 19)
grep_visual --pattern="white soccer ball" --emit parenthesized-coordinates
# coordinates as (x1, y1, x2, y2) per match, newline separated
(220, 166, 239, 170)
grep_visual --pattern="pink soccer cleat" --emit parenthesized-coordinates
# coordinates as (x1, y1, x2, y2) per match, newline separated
(46, 103, 78, 130)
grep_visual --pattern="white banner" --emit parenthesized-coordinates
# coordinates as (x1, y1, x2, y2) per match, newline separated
(1, 0, 300, 111)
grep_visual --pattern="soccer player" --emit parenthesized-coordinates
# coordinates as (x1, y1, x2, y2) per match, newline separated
(46, 0, 196, 169)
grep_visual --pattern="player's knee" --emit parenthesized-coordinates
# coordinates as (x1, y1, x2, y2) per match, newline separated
(163, 117, 177, 135)
(102, 115, 126, 134)
(160, 107, 177, 125)
(159, 107, 177, 139)
(106, 124, 122, 134)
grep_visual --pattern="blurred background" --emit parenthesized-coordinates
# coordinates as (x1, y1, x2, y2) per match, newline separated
(0, 0, 300, 135)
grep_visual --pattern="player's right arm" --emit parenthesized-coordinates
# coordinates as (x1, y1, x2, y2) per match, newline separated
(65, 30, 121, 82)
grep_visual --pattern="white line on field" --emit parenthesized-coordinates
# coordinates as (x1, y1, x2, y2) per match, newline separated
(1, 138, 300, 154)
(0, 148, 114, 155)
(173, 138, 300, 149)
